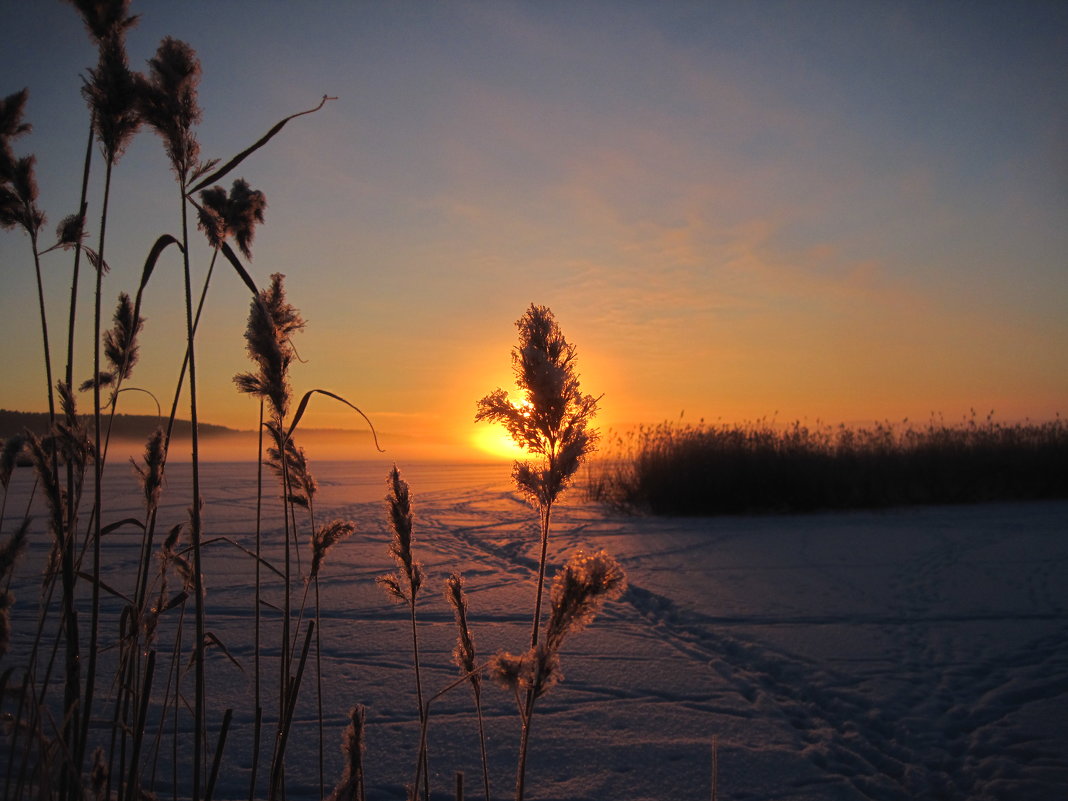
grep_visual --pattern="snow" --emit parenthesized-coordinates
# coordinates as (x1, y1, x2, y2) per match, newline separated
(3, 460, 1067, 800)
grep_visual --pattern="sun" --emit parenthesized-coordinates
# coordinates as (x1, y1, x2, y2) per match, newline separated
(471, 424, 529, 461)
(471, 396, 534, 461)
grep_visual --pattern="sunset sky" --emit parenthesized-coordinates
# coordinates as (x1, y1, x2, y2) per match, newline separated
(1, 1, 1066, 461)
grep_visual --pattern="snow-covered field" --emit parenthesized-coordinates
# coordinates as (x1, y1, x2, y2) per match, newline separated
(4, 460, 1067, 800)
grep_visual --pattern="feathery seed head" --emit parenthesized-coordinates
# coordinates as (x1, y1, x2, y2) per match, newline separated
(0, 89, 31, 142)
(0, 89, 31, 180)
(196, 185, 227, 248)
(53, 382, 92, 471)
(65, 0, 138, 44)
(476, 304, 599, 508)
(131, 427, 166, 513)
(445, 573, 479, 681)
(264, 424, 316, 507)
(235, 273, 304, 418)
(310, 519, 355, 580)
(488, 645, 560, 699)
(103, 291, 143, 381)
(138, 37, 201, 181)
(24, 432, 64, 545)
(0, 156, 45, 235)
(1, 435, 26, 490)
(0, 519, 29, 582)
(545, 549, 627, 651)
(327, 704, 366, 801)
(55, 212, 87, 248)
(197, 178, 267, 258)
(83, 32, 141, 163)
(378, 465, 423, 604)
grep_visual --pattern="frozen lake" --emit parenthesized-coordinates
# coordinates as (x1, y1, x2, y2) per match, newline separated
(3, 460, 1067, 800)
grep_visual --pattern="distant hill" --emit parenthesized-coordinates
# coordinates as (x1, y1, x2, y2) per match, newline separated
(0, 409, 241, 440)
(1, 410, 422, 461)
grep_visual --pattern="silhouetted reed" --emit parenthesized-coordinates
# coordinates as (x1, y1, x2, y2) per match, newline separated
(1, 92, 53, 425)
(2, 8, 645, 800)
(478, 304, 623, 801)
(587, 412, 1068, 515)
(377, 465, 430, 801)
(446, 572, 492, 801)
(476, 305, 599, 650)
(328, 704, 367, 801)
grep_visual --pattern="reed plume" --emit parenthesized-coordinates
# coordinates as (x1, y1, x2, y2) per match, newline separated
(378, 466, 423, 604)
(137, 37, 202, 182)
(82, 30, 141, 164)
(309, 519, 355, 581)
(64, 0, 139, 44)
(0, 153, 44, 235)
(0, 88, 32, 181)
(80, 292, 144, 393)
(235, 273, 304, 420)
(1, 434, 26, 491)
(132, 426, 166, 515)
(477, 304, 600, 800)
(328, 705, 366, 801)
(446, 573, 492, 801)
(543, 549, 627, 651)
(103, 292, 142, 380)
(53, 211, 87, 248)
(265, 424, 317, 510)
(377, 466, 429, 800)
(0, 520, 29, 659)
(476, 304, 598, 507)
(489, 549, 626, 701)
(197, 178, 267, 259)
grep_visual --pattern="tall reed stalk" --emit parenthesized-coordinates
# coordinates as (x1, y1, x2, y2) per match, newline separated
(377, 466, 429, 801)
(446, 573, 492, 801)
(137, 35, 210, 798)
(80, 24, 142, 785)
(476, 304, 599, 801)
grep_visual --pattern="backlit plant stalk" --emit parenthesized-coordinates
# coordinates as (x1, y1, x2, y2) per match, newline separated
(488, 549, 626, 801)
(234, 272, 303, 798)
(0, 90, 90, 800)
(137, 36, 210, 799)
(79, 22, 142, 780)
(476, 304, 600, 801)
(446, 573, 492, 801)
(377, 466, 429, 801)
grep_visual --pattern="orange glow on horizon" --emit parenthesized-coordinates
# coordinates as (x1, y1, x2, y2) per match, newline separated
(471, 423, 529, 461)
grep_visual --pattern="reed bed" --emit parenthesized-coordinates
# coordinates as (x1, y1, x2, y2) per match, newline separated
(586, 413, 1068, 515)
(1, 6, 625, 799)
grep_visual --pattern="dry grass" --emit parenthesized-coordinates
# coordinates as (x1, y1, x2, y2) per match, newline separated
(2, 9, 627, 800)
(586, 412, 1068, 515)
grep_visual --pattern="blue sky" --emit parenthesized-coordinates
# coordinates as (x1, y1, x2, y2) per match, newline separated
(2, 1, 1065, 457)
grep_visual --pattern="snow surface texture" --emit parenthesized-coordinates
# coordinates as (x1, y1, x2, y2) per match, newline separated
(4, 461, 1067, 800)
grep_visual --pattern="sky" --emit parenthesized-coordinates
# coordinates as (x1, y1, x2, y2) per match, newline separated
(1, 0, 1066, 461)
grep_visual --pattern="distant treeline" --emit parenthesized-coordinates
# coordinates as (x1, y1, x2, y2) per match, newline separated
(586, 414, 1068, 515)
(0, 409, 240, 441)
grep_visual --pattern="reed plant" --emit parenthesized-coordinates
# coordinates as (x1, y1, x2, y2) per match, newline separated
(0, 4, 339, 798)
(377, 465, 430, 801)
(3, 5, 635, 799)
(477, 303, 623, 801)
(587, 412, 1068, 515)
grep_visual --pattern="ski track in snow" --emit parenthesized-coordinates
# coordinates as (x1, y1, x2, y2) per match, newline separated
(3, 462, 1066, 800)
